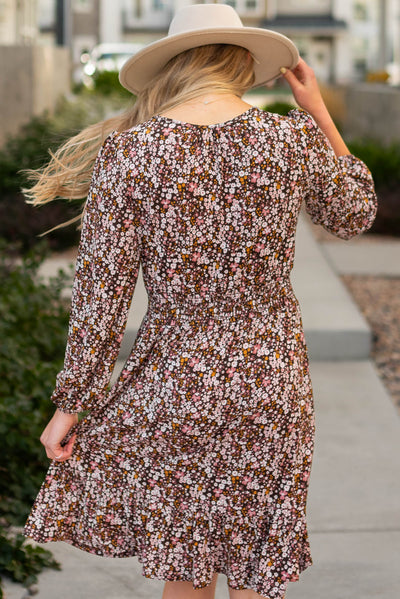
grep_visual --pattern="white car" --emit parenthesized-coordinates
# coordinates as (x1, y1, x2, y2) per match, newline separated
(81, 43, 145, 85)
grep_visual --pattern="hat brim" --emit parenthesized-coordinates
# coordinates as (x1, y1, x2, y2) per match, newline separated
(119, 27, 299, 95)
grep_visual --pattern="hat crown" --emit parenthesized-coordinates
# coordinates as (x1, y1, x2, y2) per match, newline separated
(168, 4, 243, 37)
(119, 2, 299, 94)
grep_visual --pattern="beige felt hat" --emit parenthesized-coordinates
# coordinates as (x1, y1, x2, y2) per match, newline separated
(119, 3, 299, 94)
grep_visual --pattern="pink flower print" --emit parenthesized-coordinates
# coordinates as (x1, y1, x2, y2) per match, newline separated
(23, 107, 377, 598)
(226, 366, 236, 378)
(192, 252, 202, 263)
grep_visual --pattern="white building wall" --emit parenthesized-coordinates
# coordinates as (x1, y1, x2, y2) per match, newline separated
(0, 0, 16, 43)
(333, 35, 353, 83)
(276, 0, 331, 16)
(0, 0, 38, 44)
(121, 0, 171, 32)
(99, 0, 122, 43)
(333, 0, 352, 21)
(391, 0, 400, 83)
(348, 0, 380, 77)
(38, 0, 55, 29)
(331, 0, 352, 83)
(265, 0, 277, 19)
(218, 0, 266, 19)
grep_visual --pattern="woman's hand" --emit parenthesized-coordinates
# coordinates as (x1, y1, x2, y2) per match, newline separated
(281, 57, 326, 117)
(40, 408, 78, 462)
(281, 57, 350, 156)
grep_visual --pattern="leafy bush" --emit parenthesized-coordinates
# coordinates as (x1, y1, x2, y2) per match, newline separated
(347, 140, 400, 236)
(0, 526, 60, 593)
(0, 114, 82, 253)
(262, 101, 297, 115)
(91, 70, 133, 98)
(0, 240, 70, 524)
(0, 90, 134, 254)
(347, 139, 400, 190)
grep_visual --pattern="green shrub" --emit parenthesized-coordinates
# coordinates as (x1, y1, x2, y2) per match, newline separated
(348, 140, 400, 236)
(0, 90, 134, 254)
(347, 139, 400, 189)
(262, 101, 297, 115)
(0, 240, 70, 524)
(0, 115, 81, 253)
(91, 70, 133, 98)
(0, 526, 61, 592)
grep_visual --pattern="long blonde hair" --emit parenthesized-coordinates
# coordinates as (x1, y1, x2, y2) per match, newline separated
(23, 44, 254, 231)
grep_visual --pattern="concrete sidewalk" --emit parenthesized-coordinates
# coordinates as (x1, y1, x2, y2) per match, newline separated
(4, 361, 400, 599)
(320, 235, 400, 277)
(4, 217, 400, 598)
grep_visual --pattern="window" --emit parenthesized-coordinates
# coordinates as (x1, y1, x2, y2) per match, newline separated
(38, 0, 56, 28)
(353, 1, 368, 21)
(217, 0, 263, 14)
(73, 0, 93, 12)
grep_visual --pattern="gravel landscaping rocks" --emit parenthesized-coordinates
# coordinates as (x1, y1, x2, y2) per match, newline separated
(341, 275, 400, 414)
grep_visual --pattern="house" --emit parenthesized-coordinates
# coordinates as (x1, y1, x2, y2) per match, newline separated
(7, 0, 396, 85)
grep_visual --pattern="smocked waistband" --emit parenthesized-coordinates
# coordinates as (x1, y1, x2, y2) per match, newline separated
(146, 283, 292, 320)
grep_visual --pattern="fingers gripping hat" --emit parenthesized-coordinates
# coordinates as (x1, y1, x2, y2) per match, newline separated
(119, 3, 299, 94)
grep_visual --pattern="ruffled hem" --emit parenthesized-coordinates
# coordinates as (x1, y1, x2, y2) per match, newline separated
(25, 390, 314, 599)
(25, 458, 313, 599)
(24, 526, 312, 599)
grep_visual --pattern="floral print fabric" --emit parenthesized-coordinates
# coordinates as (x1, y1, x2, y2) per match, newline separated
(24, 107, 377, 598)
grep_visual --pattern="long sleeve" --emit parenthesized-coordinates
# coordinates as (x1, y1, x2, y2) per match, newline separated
(51, 132, 141, 413)
(289, 109, 378, 240)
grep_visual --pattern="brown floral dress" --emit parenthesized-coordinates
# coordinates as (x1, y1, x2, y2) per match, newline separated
(24, 107, 377, 598)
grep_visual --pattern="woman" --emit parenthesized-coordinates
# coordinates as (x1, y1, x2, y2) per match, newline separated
(24, 4, 377, 599)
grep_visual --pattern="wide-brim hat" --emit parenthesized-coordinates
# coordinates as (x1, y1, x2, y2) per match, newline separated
(119, 3, 299, 95)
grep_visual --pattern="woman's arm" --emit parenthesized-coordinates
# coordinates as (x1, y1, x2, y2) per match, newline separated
(281, 58, 350, 157)
(281, 58, 377, 239)
(39, 131, 141, 462)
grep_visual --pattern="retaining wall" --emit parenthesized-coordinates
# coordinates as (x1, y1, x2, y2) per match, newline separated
(322, 83, 400, 145)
